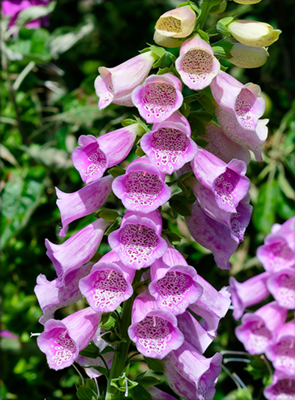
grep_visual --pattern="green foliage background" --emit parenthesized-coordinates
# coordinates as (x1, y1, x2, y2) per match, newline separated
(1, 0, 294, 399)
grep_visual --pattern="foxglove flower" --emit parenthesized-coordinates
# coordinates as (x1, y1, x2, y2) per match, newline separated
(72, 124, 140, 184)
(230, 272, 270, 320)
(37, 307, 101, 371)
(211, 71, 268, 161)
(132, 74, 183, 123)
(112, 157, 171, 213)
(152, 110, 191, 133)
(128, 291, 184, 359)
(56, 175, 114, 237)
(235, 301, 288, 355)
(45, 218, 111, 287)
(267, 269, 295, 309)
(203, 122, 250, 165)
(155, 6, 196, 38)
(191, 148, 250, 214)
(2, 0, 51, 30)
(147, 386, 178, 400)
(108, 210, 167, 269)
(79, 260, 135, 313)
(163, 341, 222, 400)
(228, 43, 269, 69)
(257, 217, 295, 273)
(149, 247, 203, 315)
(35, 263, 93, 325)
(175, 35, 220, 90)
(228, 20, 281, 47)
(141, 120, 198, 174)
(265, 320, 295, 376)
(94, 51, 156, 110)
(264, 371, 295, 400)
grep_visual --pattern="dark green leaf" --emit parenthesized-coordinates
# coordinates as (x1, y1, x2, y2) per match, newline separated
(79, 342, 100, 359)
(104, 217, 122, 236)
(101, 346, 116, 355)
(216, 16, 235, 37)
(76, 387, 98, 400)
(135, 146, 145, 157)
(144, 357, 164, 372)
(93, 366, 108, 377)
(128, 384, 152, 400)
(135, 375, 161, 388)
(108, 167, 125, 178)
(253, 180, 279, 233)
(198, 94, 216, 114)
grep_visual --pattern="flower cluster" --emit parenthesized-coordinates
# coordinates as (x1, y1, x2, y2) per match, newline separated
(230, 217, 295, 399)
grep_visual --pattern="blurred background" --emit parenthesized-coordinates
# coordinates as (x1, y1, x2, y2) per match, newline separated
(1, 0, 294, 399)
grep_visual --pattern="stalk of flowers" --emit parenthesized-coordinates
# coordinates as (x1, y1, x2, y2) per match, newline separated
(32, 1, 282, 399)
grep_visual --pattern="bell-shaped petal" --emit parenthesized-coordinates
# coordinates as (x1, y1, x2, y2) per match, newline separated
(141, 121, 198, 174)
(175, 35, 220, 91)
(267, 269, 295, 309)
(152, 110, 191, 134)
(149, 254, 203, 316)
(163, 341, 222, 400)
(228, 20, 281, 47)
(265, 320, 295, 376)
(235, 301, 288, 355)
(94, 51, 156, 110)
(72, 124, 140, 184)
(132, 74, 183, 123)
(122, 209, 163, 235)
(128, 292, 184, 359)
(191, 148, 250, 214)
(155, 6, 196, 38)
(189, 277, 231, 338)
(108, 212, 167, 270)
(229, 272, 270, 320)
(229, 43, 269, 68)
(147, 386, 178, 400)
(45, 219, 111, 287)
(56, 175, 114, 237)
(37, 307, 101, 371)
(35, 263, 93, 325)
(79, 261, 135, 313)
(112, 157, 171, 213)
(264, 370, 295, 400)
(203, 122, 250, 165)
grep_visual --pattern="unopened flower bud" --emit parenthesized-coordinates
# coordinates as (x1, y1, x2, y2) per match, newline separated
(153, 31, 182, 48)
(233, 0, 261, 4)
(155, 6, 196, 39)
(228, 20, 281, 47)
(229, 42, 269, 68)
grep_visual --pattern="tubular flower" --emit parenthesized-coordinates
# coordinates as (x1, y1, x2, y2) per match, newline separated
(152, 110, 191, 133)
(132, 74, 183, 123)
(72, 124, 140, 184)
(228, 20, 281, 48)
(56, 175, 114, 237)
(175, 35, 220, 91)
(267, 269, 295, 309)
(147, 386, 178, 400)
(155, 6, 196, 38)
(45, 218, 111, 287)
(35, 263, 93, 325)
(235, 302, 288, 355)
(229, 272, 270, 320)
(112, 157, 171, 213)
(211, 71, 268, 161)
(108, 210, 167, 270)
(37, 307, 101, 371)
(94, 51, 156, 110)
(264, 371, 295, 400)
(141, 120, 198, 175)
(228, 43, 269, 69)
(128, 291, 184, 359)
(2, 0, 51, 30)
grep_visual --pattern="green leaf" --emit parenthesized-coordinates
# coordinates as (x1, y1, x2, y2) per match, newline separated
(209, 0, 227, 15)
(79, 342, 100, 359)
(76, 386, 97, 400)
(253, 180, 279, 233)
(16, 2, 56, 26)
(121, 119, 137, 127)
(245, 355, 272, 382)
(111, 373, 138, 393)
(197, 29, 210, 43)
(278, 171, 295, 200)
(104, 217, 122, 236)
(98, 210, 120, 222)
(135, 375, 162, 388)
(135, 146, 145, 157)
(222, 388, 252, 400)
(101, 346, 116, 355)
(99, 314, 117, 330)
(189, 114, 206, 136)
(94, 366, 108, 377)
(212, 39, 234, 59)
(191, 110, 214, 123)
(198, 94, 216, 114)
(164, 231, 183, 245)
(169, 196, 191, 216)
(128, 384, 152, 400)
(108, 167, 125, 178)
(144, 357, 164, 372)
(277, 190, 295, 220)
(216, 17, 235, 37)
(194, 138, 209, 148)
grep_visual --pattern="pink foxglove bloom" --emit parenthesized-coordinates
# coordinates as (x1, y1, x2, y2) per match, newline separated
(265, 320, 295, 376)
(191, 148, 250, 214)
(56, 175, 114, 237)
(203, 122, 251, 165)
(128, 291, 184, 359)
(155, 6, 196, 38)
(72, 124, 140, 184)
(211, 71, 268, 161)
(79, 261, 135, 313)
(147, 386, 178, 400)
(235, 301, 288, 355)
(149, 247, 203, 315)
(112, 157, 171, 213)
(45, 218, 111, 287)
(152, 110, 191, 134)
(267, 269, 295, 309)
(257, 217, 295, 273)
(37, 307, 101, 371)
(108, 210, 167, 270)
(189, 276, 231, 339)
(264, 370, 295, 400)
(141, 120, 198, 175)
(132, 74, 183, 123)
(175, 35, 220, 91)
(230, 272, 270, 320)
(2, 0, 50, 30)
(163, 341, 222, 400)
(94, 51, 156, 110)
(35, 263, 93, 325)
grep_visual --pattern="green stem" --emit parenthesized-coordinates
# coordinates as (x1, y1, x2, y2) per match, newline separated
(198, 0, 213, 30)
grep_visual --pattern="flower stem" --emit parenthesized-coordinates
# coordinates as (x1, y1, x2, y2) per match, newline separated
(198, 0, 213, 30)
